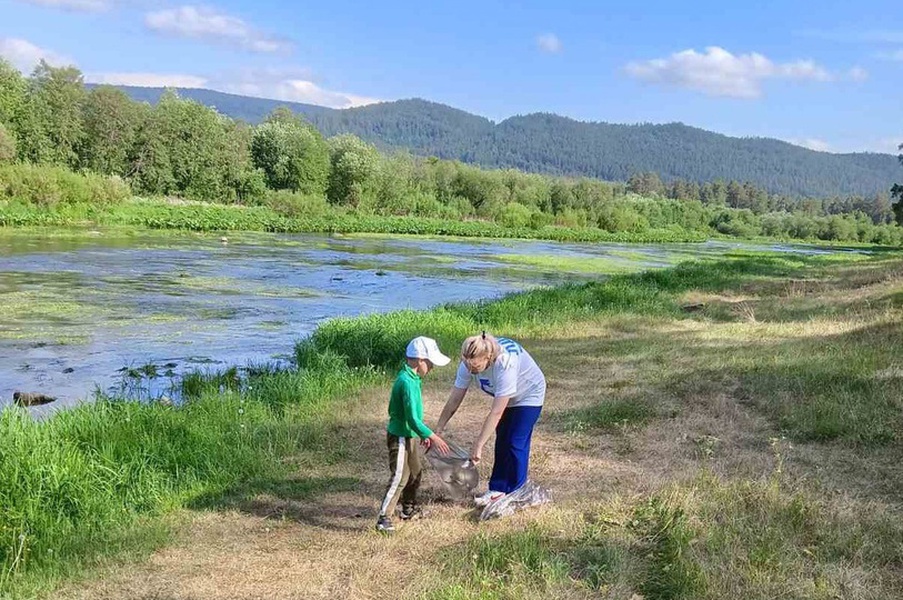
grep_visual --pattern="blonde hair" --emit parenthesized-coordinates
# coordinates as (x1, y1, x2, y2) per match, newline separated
(460, 332, 502, 363)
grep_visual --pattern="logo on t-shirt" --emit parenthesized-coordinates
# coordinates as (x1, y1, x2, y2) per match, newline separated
(479, 378, 493, 395)
(498, 337, 521, 354)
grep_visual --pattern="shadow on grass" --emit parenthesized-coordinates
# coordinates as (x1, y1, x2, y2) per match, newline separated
(188, 474, 370, 533)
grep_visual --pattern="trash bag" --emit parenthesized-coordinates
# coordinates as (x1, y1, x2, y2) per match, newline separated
(424, 440, 479, 499)
(479, 479, 551, 521)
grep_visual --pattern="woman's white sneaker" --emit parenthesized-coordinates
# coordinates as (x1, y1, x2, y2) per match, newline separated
(473, 490, 506, 507)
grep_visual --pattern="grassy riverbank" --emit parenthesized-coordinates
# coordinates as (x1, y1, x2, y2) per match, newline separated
(3, 250, 903, 599)
(0, 197, 706, 244)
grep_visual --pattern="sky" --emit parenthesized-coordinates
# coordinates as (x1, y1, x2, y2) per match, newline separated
(1, 0, 901, 154)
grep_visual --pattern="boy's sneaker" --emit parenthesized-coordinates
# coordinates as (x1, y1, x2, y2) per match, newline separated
(400, 505, 422, 520)
(473, 490, 506, 507)
(375, 515, 395, 534)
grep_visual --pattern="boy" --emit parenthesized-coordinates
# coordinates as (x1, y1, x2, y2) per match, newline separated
(376, 336, 451, 533)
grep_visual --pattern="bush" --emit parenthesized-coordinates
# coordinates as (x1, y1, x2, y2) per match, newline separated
(235, 168, 268, 205)
(0, 163, 130, 207)
(262, 190, 331, 218)
(556, 208, 588, 228)
(498, 202, 533, 228)
(711, 209, 761, 238)
(597, 203, 649, 233)
(760, 213, 790, 238)
(529, 210, 553, 229)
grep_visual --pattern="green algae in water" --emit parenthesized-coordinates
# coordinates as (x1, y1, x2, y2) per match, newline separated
(494, 253, 640, 275)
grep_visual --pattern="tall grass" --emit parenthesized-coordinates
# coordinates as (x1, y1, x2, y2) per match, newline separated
(0, 359, 380, 596)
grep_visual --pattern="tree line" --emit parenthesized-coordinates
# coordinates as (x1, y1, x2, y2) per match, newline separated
(0, 59, 901, 245)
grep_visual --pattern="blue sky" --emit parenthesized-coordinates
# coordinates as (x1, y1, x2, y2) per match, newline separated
(1, 0, 901, 153)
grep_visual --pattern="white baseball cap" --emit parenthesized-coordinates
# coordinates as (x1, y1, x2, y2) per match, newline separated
(406, 336, 451, 366)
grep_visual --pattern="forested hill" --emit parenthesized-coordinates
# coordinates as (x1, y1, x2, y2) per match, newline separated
(111, 86, 900, 197)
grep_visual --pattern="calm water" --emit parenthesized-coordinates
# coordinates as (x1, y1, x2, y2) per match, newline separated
(0, 229, 849, 413)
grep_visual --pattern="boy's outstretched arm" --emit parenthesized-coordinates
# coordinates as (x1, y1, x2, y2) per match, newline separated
(402, 386, 449, 455)
(423, 433, 450, 455)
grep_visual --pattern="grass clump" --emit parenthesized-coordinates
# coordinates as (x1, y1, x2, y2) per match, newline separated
(567, 398, 657, 431)
(425, 527, 572, 600)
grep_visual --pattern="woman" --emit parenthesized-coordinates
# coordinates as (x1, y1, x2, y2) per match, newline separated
(435, 332, 546, 506)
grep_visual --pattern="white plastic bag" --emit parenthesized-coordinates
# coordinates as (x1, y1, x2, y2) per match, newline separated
(479, 479, 552, 521)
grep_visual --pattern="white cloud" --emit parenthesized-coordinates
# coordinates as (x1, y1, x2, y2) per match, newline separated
(144, 5, 291, 53)
(14, 0, 112, 12)
(788, 138, 833, 152)
(0, 38, 74, 73)
(266, 80, 379, 108)
(847, 66, 869, 81)
(824, 137, 902, 154)
(537, 33, 562, 54)
(86, 72, 208, 88)
(625, 46, 838, 98)
(868, 138, 903, 154)
(210, 68, 379, 108)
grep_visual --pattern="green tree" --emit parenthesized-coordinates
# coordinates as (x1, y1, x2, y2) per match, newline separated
(127, 102, 175, 195)
(892, 144, 903, 226)
(251, 111, 330, 194)
(79, 86, 141, 176)
(571, 178, 615, 210)
(326, 134, 381, 206)
(222, 119, 265, 204)
(726, 180, 748, 209)
(598, 202, 648, 233)
(627, 171, 665, 197)
(668, 178, 700, 201)
(264, 106, 297, 124)
(17, 61, 86, 166)
(451, 166, 507, 216)
(0, 122, 16, 163)
(549, 180, 576, 214)
(0, 59, 26, 128)
(417, 156, 458, 204)
(130, 91, 253, 201)
(700, 180, 727, 205)
(860, 192, 894, 224)
(368, 151, 418, 214)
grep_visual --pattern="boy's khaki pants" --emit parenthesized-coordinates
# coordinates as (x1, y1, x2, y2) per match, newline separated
(379, 434, 423, 518)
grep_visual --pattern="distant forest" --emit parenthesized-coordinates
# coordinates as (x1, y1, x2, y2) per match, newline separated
(114, 86, 901, 198)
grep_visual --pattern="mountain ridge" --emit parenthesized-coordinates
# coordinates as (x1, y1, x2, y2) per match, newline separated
(101, 85, 900, 197)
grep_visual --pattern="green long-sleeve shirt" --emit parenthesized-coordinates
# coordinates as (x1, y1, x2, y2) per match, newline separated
(386, 364, 433, 439)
